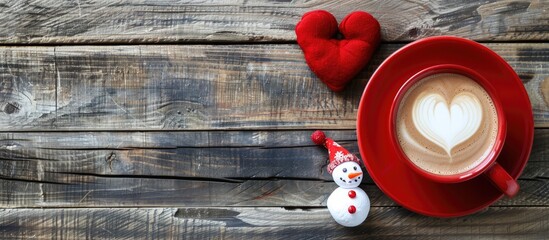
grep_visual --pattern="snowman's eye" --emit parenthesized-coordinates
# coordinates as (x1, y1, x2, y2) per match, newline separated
(353, 166, 357, 170)
(342, 168, 347, 173)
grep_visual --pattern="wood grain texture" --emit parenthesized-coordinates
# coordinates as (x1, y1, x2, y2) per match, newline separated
(0, 1, 546, 238)
(0, 0, 547, 44)
(0, 129, 545, 208)
(0, 207, 547, 239)
(0, 43, 547, 130)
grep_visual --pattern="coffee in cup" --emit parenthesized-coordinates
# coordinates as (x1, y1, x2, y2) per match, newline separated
(389, 64, 518, 197)
(395, 73, 499, 176)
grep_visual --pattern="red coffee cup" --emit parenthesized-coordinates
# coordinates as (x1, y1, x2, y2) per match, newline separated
(389, 64, 519, 197)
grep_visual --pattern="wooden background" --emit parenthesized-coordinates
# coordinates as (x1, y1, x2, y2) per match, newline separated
(0, 0, 547, 239)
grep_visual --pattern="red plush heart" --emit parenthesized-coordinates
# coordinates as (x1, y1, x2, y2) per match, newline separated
(295, 10, 381, 92)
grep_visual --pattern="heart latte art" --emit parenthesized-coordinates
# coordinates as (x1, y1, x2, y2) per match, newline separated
(412, 92, 482, 155)
(396, 73, 499, 175)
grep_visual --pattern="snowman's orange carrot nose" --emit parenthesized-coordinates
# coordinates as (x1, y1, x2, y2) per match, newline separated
(348, 172, 362, 179)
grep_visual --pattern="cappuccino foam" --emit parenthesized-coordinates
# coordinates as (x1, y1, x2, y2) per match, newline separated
(395, 73, 499, 175)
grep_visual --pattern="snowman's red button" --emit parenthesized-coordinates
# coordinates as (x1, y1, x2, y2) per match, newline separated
(348, 205, 356, 214)
(348, 190, 356, 198)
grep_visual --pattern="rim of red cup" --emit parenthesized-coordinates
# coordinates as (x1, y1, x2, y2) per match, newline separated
(388, 64, 508, 183)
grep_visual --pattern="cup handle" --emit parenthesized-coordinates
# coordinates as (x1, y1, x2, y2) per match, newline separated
(484, 162, 519, 198)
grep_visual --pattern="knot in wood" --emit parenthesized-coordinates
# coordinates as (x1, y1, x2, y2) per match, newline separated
(3, 102, 21, 114)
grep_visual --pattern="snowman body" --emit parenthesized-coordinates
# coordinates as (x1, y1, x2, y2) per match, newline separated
(326, 161, 370, 227)
(327, 186, 369, 227)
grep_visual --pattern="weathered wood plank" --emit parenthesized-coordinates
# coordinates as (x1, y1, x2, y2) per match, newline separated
(0, 129, 545, 208)
(0, 174, 546, 208)
(0, 130, 547, 180)
(0, 176, 386, 208)
(0, 0, 547, 44)
(0, 207, 547, 239)
(1, 43, 547, 130)
(0, 130, 357, 180)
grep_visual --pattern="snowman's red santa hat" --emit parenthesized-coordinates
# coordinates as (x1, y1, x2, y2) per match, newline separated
(311, 130, 361, 174)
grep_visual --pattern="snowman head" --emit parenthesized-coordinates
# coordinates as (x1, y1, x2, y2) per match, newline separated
(332, 161, 363, 188)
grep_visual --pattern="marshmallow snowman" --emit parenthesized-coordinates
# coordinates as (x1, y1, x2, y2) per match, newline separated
(327, 161, 370, 227)
(311, 130, 370, 227)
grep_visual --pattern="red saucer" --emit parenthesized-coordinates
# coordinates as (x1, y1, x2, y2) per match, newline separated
(356, 36, 534, 217)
